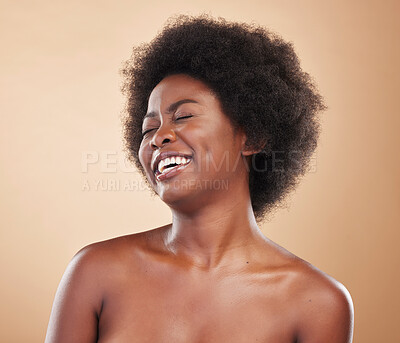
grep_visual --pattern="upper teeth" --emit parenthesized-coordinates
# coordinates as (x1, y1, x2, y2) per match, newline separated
(157, 156, 191, 173)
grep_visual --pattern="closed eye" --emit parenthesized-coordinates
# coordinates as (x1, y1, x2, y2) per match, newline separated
(142, 114, 193, 137)
(141, 128, 157, 137)
(175, 114, 193, 121)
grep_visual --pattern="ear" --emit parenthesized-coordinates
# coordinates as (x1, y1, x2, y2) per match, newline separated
(240, 134, 269, 157)
(241, 144, 266, 156)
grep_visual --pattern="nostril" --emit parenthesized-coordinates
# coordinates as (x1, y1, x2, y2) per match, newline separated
(150, 128, 176, 149)
(151, 137, 171, 150)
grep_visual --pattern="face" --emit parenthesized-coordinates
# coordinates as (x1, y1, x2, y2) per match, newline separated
(138, 73, 249, 206)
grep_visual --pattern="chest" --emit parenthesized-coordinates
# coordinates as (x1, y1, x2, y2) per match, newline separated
(97, 269, 297, 343)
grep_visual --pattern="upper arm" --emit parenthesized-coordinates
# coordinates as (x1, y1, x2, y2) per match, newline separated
(45, 245, 104, 343)
(297, 278, 354, 343)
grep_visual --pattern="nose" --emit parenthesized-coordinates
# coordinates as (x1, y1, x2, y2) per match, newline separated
(150, 123, 177, 150)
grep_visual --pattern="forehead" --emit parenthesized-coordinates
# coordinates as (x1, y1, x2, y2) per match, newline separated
(147, 74, 217, 111)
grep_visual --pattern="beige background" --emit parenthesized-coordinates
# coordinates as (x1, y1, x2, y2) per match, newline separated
(1, 0, 399, 342)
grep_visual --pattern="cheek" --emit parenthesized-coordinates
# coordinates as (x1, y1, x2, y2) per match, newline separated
(138, 144, 148, 169)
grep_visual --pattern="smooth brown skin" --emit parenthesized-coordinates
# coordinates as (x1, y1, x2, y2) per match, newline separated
(45, 74, 354, 343)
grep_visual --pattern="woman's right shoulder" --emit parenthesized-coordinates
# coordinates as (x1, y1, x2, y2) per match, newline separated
(70, 225, 170, 276)
(72, 232, 142, 267)
(46, 230, 164, 342)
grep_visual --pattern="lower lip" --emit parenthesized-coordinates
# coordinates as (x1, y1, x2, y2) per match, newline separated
(155, 160, 192, 182)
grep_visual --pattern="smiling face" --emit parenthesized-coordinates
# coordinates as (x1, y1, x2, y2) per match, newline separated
(138, 73, 250, 207)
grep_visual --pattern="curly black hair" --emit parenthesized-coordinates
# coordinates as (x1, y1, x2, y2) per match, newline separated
(121, 13, 326, 222)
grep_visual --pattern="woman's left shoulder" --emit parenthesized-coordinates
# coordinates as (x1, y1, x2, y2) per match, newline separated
(289, 258, 351, 295)
(288, 258, 354, 342)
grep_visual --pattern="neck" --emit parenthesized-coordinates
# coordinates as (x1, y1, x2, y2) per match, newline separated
(163, 178, 268, 270)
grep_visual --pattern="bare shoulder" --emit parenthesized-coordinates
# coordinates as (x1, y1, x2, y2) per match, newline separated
(287, 258, 355, 343)
(73, 224, 169, 276)
(56, 231, 151, 301)
(56, 226, 169, 307)
(45, 227, 167, 342)
(256, 238, 353, 342)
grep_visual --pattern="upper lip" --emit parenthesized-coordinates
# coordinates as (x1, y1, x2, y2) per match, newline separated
(151, 151, 192, 174)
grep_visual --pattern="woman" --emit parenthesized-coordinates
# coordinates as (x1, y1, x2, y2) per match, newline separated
(45, 14, 354, 343)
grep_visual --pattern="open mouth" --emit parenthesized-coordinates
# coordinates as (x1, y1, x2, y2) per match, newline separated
(155, 155, 192, 176)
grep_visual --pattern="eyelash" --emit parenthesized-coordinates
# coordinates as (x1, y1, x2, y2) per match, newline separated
(141, 129, 155, 137)
(141, 114, 193, 137)
(175, 114, 193, 121)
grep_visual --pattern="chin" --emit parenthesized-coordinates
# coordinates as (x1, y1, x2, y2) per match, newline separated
(157, 180, 192, 202)
(156, 177, 207, 209)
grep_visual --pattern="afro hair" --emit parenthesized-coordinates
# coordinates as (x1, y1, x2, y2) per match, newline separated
(121, 13, 326, 221)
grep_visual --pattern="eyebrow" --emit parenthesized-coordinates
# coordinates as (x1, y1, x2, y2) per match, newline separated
(144, 99, 199, 119)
